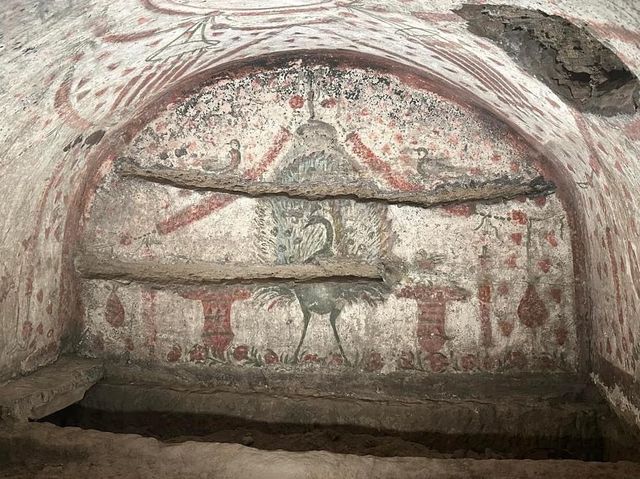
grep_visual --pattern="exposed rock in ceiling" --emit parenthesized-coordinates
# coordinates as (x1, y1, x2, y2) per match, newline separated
(456, 4, 640, 115)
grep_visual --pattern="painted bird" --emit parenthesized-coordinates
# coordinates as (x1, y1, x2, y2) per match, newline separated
(255, 206, 389, 365)
(253, 117, 391, 365)
(203, 139, 241, 173)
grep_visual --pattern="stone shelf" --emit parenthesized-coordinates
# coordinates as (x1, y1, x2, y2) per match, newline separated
(75, 254, 386, 285)
(118, 158, 556, 208)
(0, 356, 103, 422)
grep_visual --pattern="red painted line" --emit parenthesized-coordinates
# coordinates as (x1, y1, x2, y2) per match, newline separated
(124, 70, 159, 107)
(163, 49, 206, 87)
(628, 241, 640, 299)
(572, 111, 603, 175)
(139, 57, 181, 99)
(156, 194, 236, 235)
(150, 57, 189, 94)
(605, 227, 625, 326)
(462, 52, 530, 106)
(429, 43, 518, 103)
(53, 77, 93, 130)
(244, 127, 292, 180)
(624, 116, 640, 141)
(346, 132, 419, 191)
(587, 21, 640, 45)
(139, 0, 209, 16)
(231, 4, 330, 16)
(430, 43, 529, 107)
(158, 56, 192, 86)
(103, 29, 161, 43)
(478, 282, 492, 347)
(110, 74, 143, 112)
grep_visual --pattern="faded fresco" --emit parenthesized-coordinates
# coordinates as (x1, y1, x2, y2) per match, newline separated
(80, 64, 577, 374)
(0, 0, 637, 432)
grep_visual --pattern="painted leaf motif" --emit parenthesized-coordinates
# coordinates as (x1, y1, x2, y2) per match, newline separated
(517, 283, 549, 328)
(105, 291, 125, 328)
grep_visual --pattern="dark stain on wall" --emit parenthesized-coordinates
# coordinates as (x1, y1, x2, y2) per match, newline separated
(84, 130, 106, 147)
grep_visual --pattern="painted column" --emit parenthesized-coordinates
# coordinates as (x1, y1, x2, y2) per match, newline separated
(478, 245, 493, 349)
(180, 288, 250, 357)
(398, 285, 469, 370)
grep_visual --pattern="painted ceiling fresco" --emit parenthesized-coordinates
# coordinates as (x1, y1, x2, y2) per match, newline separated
(1, 0, 639, 433)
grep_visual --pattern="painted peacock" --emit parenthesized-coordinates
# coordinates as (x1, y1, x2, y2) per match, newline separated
(253, 118, 392, 365)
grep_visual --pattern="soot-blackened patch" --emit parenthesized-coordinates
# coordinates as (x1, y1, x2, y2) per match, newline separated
(456, 5, 640, 116)
(84, 130, 106, 147)
(63, 135, 83, 152)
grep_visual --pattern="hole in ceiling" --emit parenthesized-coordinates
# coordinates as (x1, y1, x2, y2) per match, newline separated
(455, 4, 640, 116)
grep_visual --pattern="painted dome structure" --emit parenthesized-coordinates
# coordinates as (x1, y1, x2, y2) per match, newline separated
(1, 1, 640, 477)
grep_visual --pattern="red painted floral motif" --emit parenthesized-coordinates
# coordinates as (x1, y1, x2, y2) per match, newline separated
(166, 345, 182, 362)
(189, 344, 207, 363)
(365, 351, 384, 372)
(233, 345, 249, 361)
(517, 284, 549, 328)
(105, 290, 125, 328)
(263, 349, 279, 365)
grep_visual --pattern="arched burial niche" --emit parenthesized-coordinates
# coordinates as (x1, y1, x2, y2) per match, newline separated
(76, 57, 579, 379)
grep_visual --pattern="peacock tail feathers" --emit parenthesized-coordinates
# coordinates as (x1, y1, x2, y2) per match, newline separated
(331, 200, 392, 261)
(252, 283, 297, 309)
(256, 197, 329, 265)
(252, 118, 393, 310)
(338, 281, 391, 307)
(254, 198, 391, 264)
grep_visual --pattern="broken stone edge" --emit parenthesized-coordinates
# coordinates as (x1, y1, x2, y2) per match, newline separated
(0, 357, 104, 422)
(117, 158, 556, 208)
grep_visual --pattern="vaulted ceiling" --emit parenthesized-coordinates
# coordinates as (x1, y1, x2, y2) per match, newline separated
(1, 0, 639, 429)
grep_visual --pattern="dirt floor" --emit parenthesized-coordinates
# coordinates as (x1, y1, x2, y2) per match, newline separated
(3, 421, 640, 479)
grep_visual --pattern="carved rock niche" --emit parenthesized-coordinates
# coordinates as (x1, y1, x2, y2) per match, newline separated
(78, 60, 577, 378)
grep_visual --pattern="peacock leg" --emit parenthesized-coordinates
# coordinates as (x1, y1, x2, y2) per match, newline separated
(329, 308, 351, 366)
(293, 306, 311, 364)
